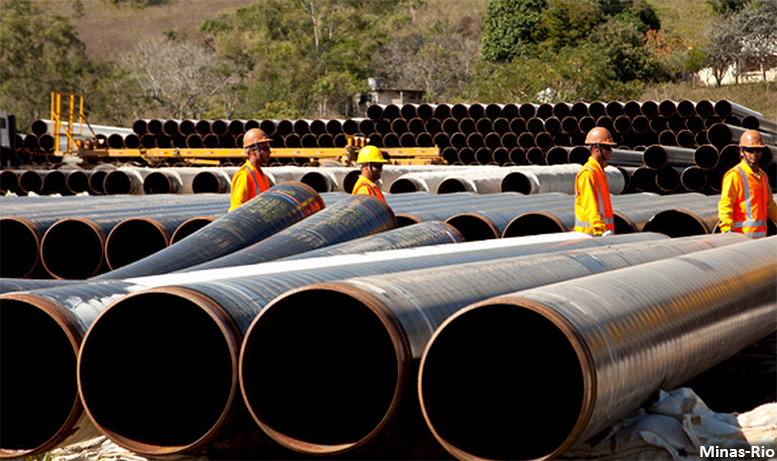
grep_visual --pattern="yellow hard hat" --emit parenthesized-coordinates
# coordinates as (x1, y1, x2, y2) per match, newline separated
(584, 127, 617, 146)
(739, 129, 766, 148)
(357, 145, 387, 164)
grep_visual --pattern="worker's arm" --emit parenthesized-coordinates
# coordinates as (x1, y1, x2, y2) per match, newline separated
(576, 171, 606, 235)
(229, 170, 250, 212)
(718, 170, 738, 233)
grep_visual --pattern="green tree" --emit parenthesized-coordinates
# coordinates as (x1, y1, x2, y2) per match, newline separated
(480, 0, 548, 63)
(707, 0, 749, 16)
(541, 0, 602, 51)
(734, 0, 777, 81)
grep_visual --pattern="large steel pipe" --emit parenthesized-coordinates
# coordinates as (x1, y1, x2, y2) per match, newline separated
(501, 165, 624, 195)
(240, 234, 747, 456)
(0, 217, 43, 278)
(192, 168, 232, 193)
(708, 123, 777, 148)
(92, 183, 324, 280)
(77, 232, 602, 455)
(419, 236, 774, 461)
(642, 194, 722, 237)
(182, 195, 396, 271)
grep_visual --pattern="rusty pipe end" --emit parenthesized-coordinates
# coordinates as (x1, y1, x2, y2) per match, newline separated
(445, 213, 501, 241)
(239, 283, 411, 455)
(41, 218, 106, 280)
(0, 294, 85, 458)
(418, 298, 595, 461)
(0, 217, 42, 278)
(77, 287, 242, 455)
(170, 217, 217, 244)
(105, 218, 171, 270)
(502, 212, 568, 238)
(643, 209, 711, 237)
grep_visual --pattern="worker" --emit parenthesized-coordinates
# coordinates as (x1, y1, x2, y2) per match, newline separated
(718, 129, 777, 238)
(351, 145, 388, 202)
(229, 128, 272, 212)
(574, 127, 616, 236)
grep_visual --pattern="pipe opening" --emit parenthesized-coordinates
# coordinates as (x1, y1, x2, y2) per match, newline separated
(0, 299, 78, 452)
(171, 218, 215, 244)
(241, 289, 398, 448)
(395, 214, 422, 227)
(300, 172, 332, 193)
(643, 210, 708, 237)
(444, 214, 499, 241)
(502, 213, 566, 237)
(437, 179, 468, 194)
(41, 219, 104, 280)
(613, 213, 636, 234)
(501, 172, 532, 194)
(0, 218, 39, 278)
(421, 303, 584, 460)
(106, 220, 169, 270)
(389, 178, 422, 193)
(78, 292, 234, 450)
(192, 172, 221, 193)
(103, 172, 133, 195)
(143, 172, 173, 194)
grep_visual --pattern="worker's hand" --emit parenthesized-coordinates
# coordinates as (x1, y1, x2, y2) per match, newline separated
(723, 230, 732, 234)
(600, 230, 613, 237)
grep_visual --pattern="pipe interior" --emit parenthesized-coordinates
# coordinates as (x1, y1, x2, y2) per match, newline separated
(242, 290, 397, 446)
(0, 219, 38, 278)
(143, 172, 172, 194)
(421, 304, 583, 460)
(171, 219, 212, 244)
(502, 214, 565, 237)
(501, 173, 532, 194)
(0, 299, 77, 450)
(78, 293, 233, 447)
(437, 179, 468, 194)
(300, 172, 330, 193)
(41, 221, 103, 279)
(445, 215, 498, 241)
(388, 178, 421, 194)
(106, 221, 168, 270)
(643, 210, 708, 237)
(192, 172, 220, 193)
(104, 173, 132, 195)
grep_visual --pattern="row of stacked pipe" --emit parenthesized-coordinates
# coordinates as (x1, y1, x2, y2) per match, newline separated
(9, 99, 777, 196)
(6, 160, 766, 281)
(1, 182, 775, 461)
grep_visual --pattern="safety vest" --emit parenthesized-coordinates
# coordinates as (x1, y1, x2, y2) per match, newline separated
(352, 175, 386, 202)
(574, 159, 614, 235)
(229, 162, 270, 211)
(728, 165, 769, 238)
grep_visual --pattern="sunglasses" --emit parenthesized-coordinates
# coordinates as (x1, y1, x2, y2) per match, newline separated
(598, 144, 613, 153)
(248, 143, 271, 152)
(742, 147, 762, 154)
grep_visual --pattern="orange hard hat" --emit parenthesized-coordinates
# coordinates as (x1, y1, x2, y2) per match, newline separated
(584, 127, 616, 146)
(739, 129, 766, 148)
(243, 128, 271, 148)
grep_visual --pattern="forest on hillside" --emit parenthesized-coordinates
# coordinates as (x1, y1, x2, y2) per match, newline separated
(0, 0, 775, 131)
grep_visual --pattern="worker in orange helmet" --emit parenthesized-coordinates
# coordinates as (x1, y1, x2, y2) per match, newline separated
(718, 129, 777, 238)
(351, 145, 388, 202)
(229, 128, 272, 212)
(574, 127, 616, 236)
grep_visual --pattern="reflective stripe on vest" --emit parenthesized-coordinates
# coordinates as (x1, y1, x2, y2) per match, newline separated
(242, 163, 269, 197)
(574, 165, 614, 229)
(732, 166, 767, 238)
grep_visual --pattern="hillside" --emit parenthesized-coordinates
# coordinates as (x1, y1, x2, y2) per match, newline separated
(31, 0, 777, 121)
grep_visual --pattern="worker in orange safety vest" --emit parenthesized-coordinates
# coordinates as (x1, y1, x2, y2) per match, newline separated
(351, 145, 388, 202)
(718, 129, 777, 238)
(574, 127, 616, 236)
(229, 128, 272, 212)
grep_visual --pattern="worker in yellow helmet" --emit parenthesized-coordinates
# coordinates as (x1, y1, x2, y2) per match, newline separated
(718, 129, 777, 238)
(229, 128, 272, 212)
(574, 127, 616, 236)
(351, 145, 388, 202)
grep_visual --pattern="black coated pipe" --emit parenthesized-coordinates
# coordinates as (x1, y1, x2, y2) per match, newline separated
(419, 236, 773, 461)
(183, 195, 396, 271)
(92, 183, 324, 280)
(0, 217, 43, 278)
(243, 234, 746, 456)
(642, 194, 722, 237)
(76, 233, 601, 455)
